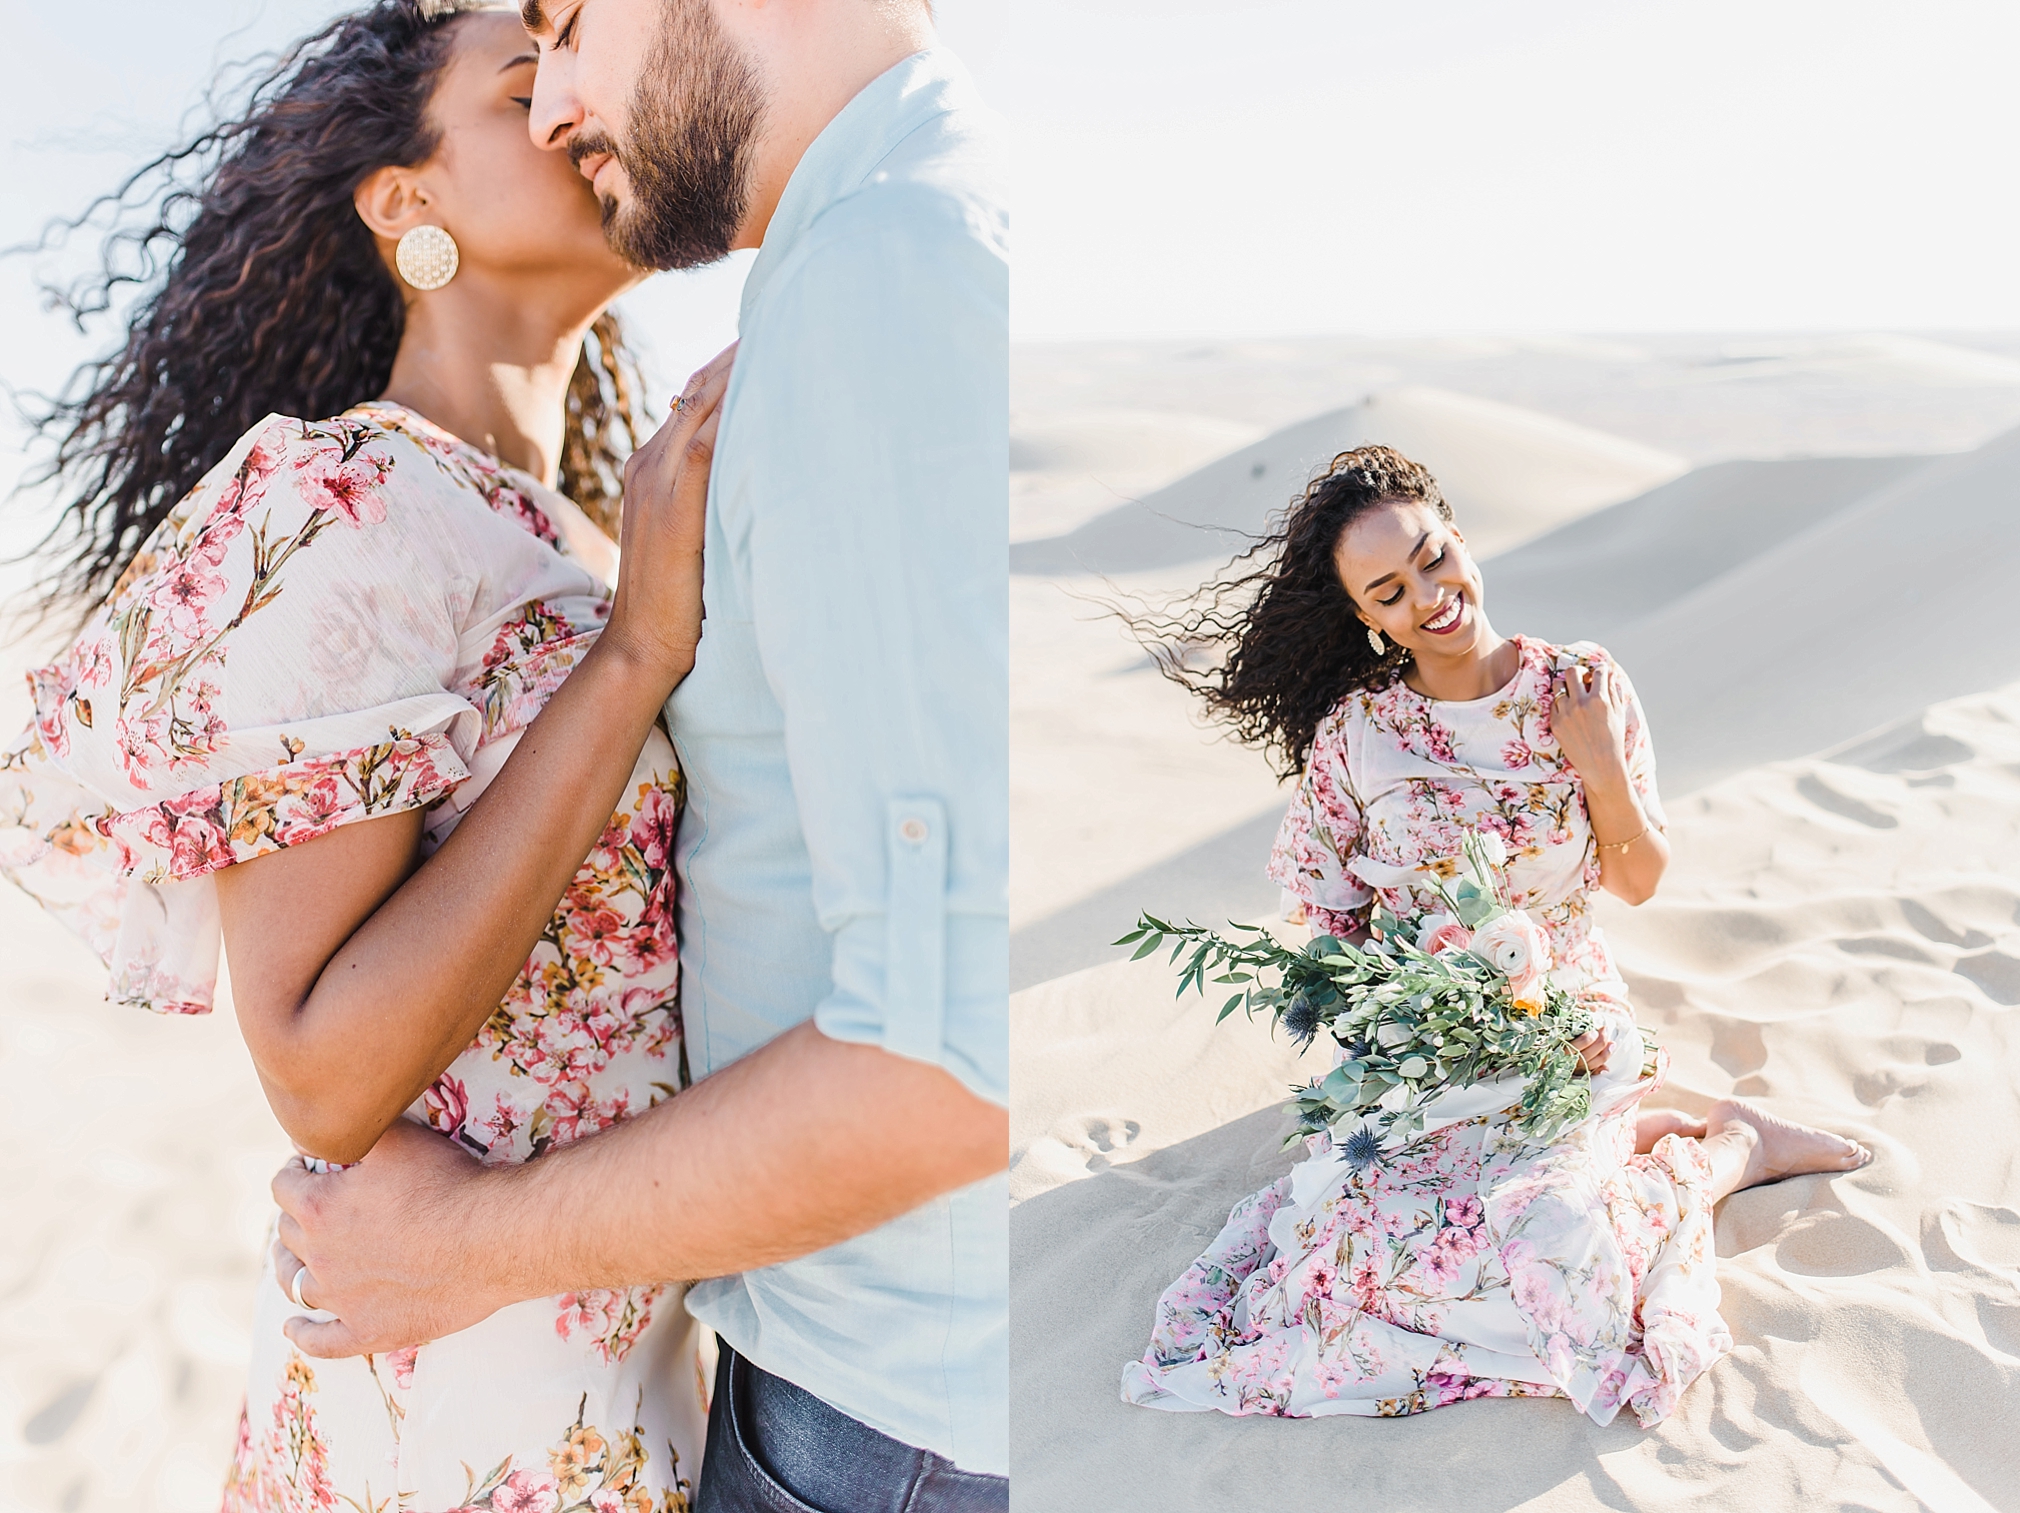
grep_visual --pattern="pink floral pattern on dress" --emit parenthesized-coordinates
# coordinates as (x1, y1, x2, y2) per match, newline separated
(99, 732, 465, 885)
(99, 416, 394, 790)
(442, 1392, 691, 1513)
(0, 402, 705, 1505)
(465, 601, 607, 744)
(557, 1287, 669, 1366)
(222, 1355, 338, 1512)
(1125, 638, 1729, 1428)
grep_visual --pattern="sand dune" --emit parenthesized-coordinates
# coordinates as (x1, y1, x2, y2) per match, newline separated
(1011, 408, 1265, 544)
(1685, 333, 2020, 389)
(1607, 425, 2020, 795)
(1012, 684, 2020, 1512)
(1012, 334, 2020, 471)
(1010, 385, 1687, 576)
(1485, 454, 1934, 646)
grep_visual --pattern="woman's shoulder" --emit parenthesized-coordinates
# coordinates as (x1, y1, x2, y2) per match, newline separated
(1520, 635, 1627, 678)
(100, 410, 476, 616)
(1315, 687, 1369, 743)
(1311, 677, 1400, 761)
(189, 407, 475, 523)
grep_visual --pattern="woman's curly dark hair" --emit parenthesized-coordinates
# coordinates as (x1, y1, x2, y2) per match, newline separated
(18, 0, 643, 615)
(1132, 444, 1452, 779)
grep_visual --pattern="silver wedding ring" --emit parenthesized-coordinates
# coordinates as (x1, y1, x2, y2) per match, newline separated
(289, 1265, 314, 1312)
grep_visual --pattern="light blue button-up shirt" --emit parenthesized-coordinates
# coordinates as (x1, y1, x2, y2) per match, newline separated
(665, 49, 1008, 1475)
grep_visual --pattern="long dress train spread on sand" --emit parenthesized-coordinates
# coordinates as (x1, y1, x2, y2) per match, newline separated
(0, 404, 705, 1509)
(1120, 636, 1733, 1428)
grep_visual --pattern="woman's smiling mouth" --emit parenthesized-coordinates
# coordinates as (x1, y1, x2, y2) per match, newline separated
(1421, 593, 1466, 635)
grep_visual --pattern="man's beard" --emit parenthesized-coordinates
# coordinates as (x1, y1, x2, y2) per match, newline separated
(576, 0, 763, 271)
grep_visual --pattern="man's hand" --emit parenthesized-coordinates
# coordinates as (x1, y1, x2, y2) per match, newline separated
(271, 1023, 1008, 1357)
(273, 1118, 519, 1358)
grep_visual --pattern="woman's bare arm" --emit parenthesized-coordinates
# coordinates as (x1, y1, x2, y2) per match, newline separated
(1551, 663, 1670, 906)
(217, 352, 729, 1164)
(219, 638, 683, 1161)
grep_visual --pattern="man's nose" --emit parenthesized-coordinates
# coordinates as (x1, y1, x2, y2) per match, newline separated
(528, 51, 584, 151)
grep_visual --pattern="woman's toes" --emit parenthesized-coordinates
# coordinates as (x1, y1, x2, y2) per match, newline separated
(1709, 1099, 1869, 1185)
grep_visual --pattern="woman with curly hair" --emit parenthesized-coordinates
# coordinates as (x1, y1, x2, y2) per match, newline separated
(1, 2, 725, 1503)
(1119, 445, 1868, 1427)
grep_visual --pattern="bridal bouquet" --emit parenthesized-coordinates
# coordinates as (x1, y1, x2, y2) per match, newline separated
(1118, 833, 1601, 1155)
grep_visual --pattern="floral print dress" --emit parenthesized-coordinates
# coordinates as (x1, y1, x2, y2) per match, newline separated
(1120, 636, 1732, 1429)
(0, 403, 703, 1510)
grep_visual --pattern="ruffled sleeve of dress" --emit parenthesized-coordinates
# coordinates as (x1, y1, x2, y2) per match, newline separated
(1266, 701, 1373, 937)
(0, 412, 488, 1015)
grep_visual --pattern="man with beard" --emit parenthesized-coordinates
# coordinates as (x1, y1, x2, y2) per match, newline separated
(270, 1, 1009, 1509)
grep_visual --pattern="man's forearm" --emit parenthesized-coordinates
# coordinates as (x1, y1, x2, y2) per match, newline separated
(471, 1019, 1007, 1296)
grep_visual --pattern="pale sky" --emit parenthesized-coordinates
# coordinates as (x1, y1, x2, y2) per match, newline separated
(998, 0, 2020, 339)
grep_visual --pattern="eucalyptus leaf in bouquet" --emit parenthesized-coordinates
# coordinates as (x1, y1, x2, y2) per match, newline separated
(1117, 833, 1612, 1156)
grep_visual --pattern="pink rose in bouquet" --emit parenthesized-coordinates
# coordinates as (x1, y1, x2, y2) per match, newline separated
(1415, 912, 1473, 957)
(1471, 910, 1552, 1013)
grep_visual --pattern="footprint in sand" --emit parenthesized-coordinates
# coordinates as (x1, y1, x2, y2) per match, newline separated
(1776, 1211, 1913, 1277)
(1953, 947, 2020, 1006)
(1923, 1202, 2020, 1274)
(1852, 1065, 1927, 1107)
(1899, 897, 1995, 951)
(1069, 1114, 1143, 1170)
(1705, 1016, 1768, 1098)
(22, 1377, 96, 1447)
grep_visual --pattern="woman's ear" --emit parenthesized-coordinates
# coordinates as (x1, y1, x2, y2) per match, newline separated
(353, 164, 435, 244)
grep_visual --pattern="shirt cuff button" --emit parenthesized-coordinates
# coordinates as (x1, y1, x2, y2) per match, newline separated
(899, 818, 929, 844)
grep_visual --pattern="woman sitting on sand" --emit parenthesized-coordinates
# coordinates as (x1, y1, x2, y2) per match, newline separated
(0, 3, 721, 1503)
(1118, 445, 1868, 1427)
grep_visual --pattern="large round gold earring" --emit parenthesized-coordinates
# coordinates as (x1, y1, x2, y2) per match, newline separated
(396, 224, 459, 291)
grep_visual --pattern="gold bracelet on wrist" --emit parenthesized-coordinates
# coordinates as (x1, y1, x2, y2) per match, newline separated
(1595, 822, 1661, 854)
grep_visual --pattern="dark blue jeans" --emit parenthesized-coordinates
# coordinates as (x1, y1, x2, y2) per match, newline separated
(694, 1346, 1008, 1513)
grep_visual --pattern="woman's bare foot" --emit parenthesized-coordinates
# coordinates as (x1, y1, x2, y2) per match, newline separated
(1634, 1108, 1708, 1155)
(1703, 1098, 1871, 1199)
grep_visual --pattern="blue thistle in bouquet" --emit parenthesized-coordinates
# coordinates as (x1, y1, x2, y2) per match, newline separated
(1116, 832, 1619, 1153)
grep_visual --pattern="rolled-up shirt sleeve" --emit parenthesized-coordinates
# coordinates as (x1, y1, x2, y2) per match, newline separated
(733, 189, 1008, 1107)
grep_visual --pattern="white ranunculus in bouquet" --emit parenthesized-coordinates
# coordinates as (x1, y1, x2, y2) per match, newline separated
(1118, 831, 1612, 1158)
